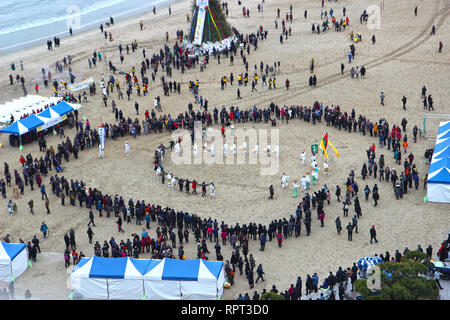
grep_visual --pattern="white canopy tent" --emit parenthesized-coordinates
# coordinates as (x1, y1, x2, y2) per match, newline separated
(0, 95, 61, 125)
(71, 257, 225, 300)
(427, 121, 450, 203)
(0, 242, 28, 283)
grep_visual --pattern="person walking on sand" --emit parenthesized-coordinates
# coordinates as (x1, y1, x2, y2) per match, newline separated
(28, 199, 34, 214)
(346, 222, 353, 241)
(88, 210, 96, 227)
(117, 216, 124, 233)
(335, 216, 342, 235)
(370, 225, 378, 244)
(380, 92, 385, 106)
(41, 184, 48, 200)
(87, 227, 94, 244)
(269, 185, 274, 199)
(45, 198, 50, 214)
(40, 222, 49, 239)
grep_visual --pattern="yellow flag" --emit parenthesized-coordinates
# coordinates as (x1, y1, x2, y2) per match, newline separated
(328, 140, 339, 158)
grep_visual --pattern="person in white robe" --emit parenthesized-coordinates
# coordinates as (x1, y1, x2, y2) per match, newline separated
(170, 176, 176, 189)
(125, 141, 130, 156)
(156, 165, 162, 176)
(281, 173, 290, 188)
(167, 173, 172, 187)
(231, 143, 237, 154)
(209, 183, 215, 198)
(305, 174, 311, 190)
(301, 176, 307, 190)
(300, 151, 306, 165)
(310, 154, 317, 168)
(211, 143, 215, 157)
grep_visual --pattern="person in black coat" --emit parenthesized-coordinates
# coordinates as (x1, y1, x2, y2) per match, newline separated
(248, 269, 254, 288)
(370, 225, 378, 244)
(338, 283, 345, 300)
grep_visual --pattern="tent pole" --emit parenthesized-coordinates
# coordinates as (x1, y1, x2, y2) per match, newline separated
(106, 279, 109, 300)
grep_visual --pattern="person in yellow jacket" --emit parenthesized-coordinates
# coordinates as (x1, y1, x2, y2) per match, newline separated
(238, 74, 242, 85)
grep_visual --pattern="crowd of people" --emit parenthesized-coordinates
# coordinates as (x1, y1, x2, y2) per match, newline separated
(2, 1, 446, 301)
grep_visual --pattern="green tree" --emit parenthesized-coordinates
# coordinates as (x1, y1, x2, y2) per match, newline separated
(355, 251, 439, 300)
(259, 292, 286, 300)
(190, 0, 233, 43)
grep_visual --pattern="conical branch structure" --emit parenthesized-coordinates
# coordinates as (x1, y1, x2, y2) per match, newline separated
(190, 0, 232, 44)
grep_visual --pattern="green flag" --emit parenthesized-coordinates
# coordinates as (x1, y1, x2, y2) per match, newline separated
(311, 144, 318, 155)
(10, 276, 14, 283)
(28, 260, 32, 268)
(19, 145, 23, 151)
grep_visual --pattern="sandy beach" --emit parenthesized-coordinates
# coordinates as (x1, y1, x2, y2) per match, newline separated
(0, 0, 449, 300)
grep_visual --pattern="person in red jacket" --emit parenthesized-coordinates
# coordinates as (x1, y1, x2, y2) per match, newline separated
(192, 180, 197, 194)
(276, 232, 283, 247)
(19, 155, 26, 167)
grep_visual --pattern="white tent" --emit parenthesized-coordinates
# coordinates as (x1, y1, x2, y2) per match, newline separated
(71, 257, 224, 300)
(0, 95, 61, 125)
(0, 242, 28, 283)
(427, 121, 450, 203)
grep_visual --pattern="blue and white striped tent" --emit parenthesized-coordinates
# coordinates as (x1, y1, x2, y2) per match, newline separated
(0, 101, 80, 135)
(427, 121, 450, 203)
(0, 242, 28, 283)
(357, 256, 384, 270)
(71, 257, 225, 300)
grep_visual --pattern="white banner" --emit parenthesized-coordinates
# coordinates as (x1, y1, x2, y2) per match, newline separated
(193, 6, 207, 45)
(98, 126, 105, 150)
(37, 115, 66, 132)
(69, 77, 94, 92)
